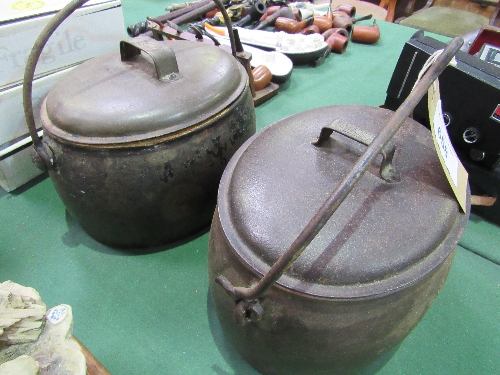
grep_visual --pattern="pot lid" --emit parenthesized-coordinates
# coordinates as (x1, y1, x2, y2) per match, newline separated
(42, 36, 247, 145)
(217, 105, 469, 299)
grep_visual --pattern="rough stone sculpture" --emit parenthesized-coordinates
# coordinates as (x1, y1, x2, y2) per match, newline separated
(0, 355, 39, 375)
(0, 281, 46, 345)
(0, 281, 86, 375)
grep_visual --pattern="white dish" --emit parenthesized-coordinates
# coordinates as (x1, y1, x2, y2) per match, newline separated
(215, 38, 293, 83)
(205, 25, 329, 65)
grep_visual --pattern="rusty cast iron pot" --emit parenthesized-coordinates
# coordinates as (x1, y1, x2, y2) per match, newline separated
(25, 1, 255, 248)
(208, 102, 469, 374)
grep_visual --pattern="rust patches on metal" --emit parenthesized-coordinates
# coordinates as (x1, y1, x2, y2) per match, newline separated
(161, 162, 174, 183)
(206, 135, 228, 165)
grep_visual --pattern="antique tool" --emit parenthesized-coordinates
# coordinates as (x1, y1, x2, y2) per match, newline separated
(208, 37, 468, 374)
(170, 1, 226, 25)
(126, 0, 228, 37)
(23, 0, 255, 248)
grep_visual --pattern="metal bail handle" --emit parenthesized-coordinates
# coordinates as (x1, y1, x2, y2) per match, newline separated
(23, 0, 91, 171)
(120, 37, 181, 83)
(215, 36, 465, 324)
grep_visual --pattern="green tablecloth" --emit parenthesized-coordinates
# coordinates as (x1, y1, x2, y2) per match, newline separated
(1, 1, 499, 374)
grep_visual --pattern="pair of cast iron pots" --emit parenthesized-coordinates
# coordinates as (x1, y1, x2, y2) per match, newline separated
(208, 38, 469, 374)
(24, 0, 255, 248)
(25, 3, 468, 373)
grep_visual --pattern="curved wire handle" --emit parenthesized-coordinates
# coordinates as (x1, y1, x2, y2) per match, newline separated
(23, 0, 90, 170)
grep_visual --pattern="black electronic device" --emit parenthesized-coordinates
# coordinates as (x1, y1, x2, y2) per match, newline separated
(385, 33, 500, 225)
(385, 34, 500, 169)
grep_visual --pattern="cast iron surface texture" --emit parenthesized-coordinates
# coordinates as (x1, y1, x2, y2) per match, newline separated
(209, 215, 454, 375)
(36, 33, 256, 248)
(217, 105, 468, 297)
(208, 105, 469, 374)
(42, 85, 255, 248)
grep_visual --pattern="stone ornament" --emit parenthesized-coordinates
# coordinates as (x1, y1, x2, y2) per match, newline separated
(0, 281, 85, 375)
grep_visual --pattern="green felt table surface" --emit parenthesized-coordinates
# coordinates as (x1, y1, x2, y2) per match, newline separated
(1, 1, 500, 374)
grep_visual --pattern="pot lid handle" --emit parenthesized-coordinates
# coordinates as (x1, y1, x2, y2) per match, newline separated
(312, 119, 401, 183)
(120, 37, 181, 83)
(215, 36, 464, 325)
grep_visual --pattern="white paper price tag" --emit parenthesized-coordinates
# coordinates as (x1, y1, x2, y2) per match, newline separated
(46, 305, 68, 325)
(428, 80, 468, 212)
(433, 100, 458, 186)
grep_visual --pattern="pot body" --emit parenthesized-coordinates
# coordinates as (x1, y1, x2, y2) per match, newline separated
(209, 213, 454, 375)
(208, 105, 469, 374)
(42, 85, 255, 247)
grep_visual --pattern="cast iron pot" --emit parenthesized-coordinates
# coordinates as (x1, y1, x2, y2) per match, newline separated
(208, 39, 469, 374)
(24, 0, 255, 248)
